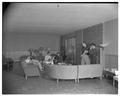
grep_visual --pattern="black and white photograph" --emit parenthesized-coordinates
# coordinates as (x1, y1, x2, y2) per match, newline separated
(2, 2, 118, 94)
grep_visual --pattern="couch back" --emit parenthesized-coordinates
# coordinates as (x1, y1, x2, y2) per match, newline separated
(45, 65, 77, 79)
(78, 64, 104, 79)
(45, 64, 104, 80)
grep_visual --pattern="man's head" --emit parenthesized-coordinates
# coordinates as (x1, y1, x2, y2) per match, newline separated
(90, 43, 96, 50)
(27, 56, 31, 60)
(47, 51, 50, 55)
(57, 52, 60, 56)
(84, 50, 89, 54)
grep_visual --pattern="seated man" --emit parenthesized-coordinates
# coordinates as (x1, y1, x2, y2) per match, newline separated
(44, 51, 52, 64)
(25, 56, 43, 71)
(54, 52, 63, 64)
(25, 56, 32, 63)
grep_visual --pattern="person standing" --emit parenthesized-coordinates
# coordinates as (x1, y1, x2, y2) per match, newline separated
(89, 43, 97, 64)
(81, 50, 90, 65)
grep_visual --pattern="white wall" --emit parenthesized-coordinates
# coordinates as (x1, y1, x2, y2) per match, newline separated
(3, 32, 60, 60)
(103, 18, 118, 55)
(103, 18, 118, 68)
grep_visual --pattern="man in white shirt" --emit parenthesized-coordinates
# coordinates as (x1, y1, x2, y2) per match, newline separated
(44, 52, 52, 64)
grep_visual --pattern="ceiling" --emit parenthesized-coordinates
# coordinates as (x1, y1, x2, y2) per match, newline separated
(4, 3, 118, 35)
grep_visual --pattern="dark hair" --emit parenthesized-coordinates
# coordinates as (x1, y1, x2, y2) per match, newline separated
(57, 52, 60, 54)
(91, 43, 96, 46)
(47, 51, 50, 54)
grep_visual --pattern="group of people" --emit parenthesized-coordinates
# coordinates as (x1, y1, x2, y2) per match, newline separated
(25, 51, 63, 71)
(24, 42, 99, 70)
(81, 42, 99, 65)
(44, 51, 63, 64)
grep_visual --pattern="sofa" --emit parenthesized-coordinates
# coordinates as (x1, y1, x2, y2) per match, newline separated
(77, 64, 104, 82)
(44, 64, 78, 83)
(44, 64, 104, 83)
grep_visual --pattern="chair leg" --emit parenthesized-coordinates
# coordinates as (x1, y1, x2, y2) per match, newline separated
(100, 76, 102, 80)
(113, 79, 115, 86)
(106, 74, 108, 78)
(57, 79, 59, 83)
(25, 75, 27, 80)
(75, 79, 77, 83)
(77, 79, 79, 83)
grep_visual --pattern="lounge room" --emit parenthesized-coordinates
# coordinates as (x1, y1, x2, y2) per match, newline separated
(2, 2, 118, 94)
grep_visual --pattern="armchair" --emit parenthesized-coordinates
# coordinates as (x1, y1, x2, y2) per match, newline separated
(21, 61, 40, 80)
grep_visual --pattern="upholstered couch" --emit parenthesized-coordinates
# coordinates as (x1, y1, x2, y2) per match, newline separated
(44, 64, 104, 83)
(44, 64, 78, 83)
(77, 64, 104, 82)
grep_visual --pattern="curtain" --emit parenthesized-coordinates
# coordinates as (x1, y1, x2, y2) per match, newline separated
(65, 37, 76, 64)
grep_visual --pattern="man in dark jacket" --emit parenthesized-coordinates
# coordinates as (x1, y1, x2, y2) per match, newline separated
(54, 52, 63, 64)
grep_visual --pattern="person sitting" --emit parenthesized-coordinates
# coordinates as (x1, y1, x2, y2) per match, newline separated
(81, 50, 90, 65)
(25, 56, 43, 71)
(44, 51, 52, 64)
(54, 52, 63, 64)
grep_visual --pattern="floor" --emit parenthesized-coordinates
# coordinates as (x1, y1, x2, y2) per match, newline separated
(2, 62, 118, 94)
